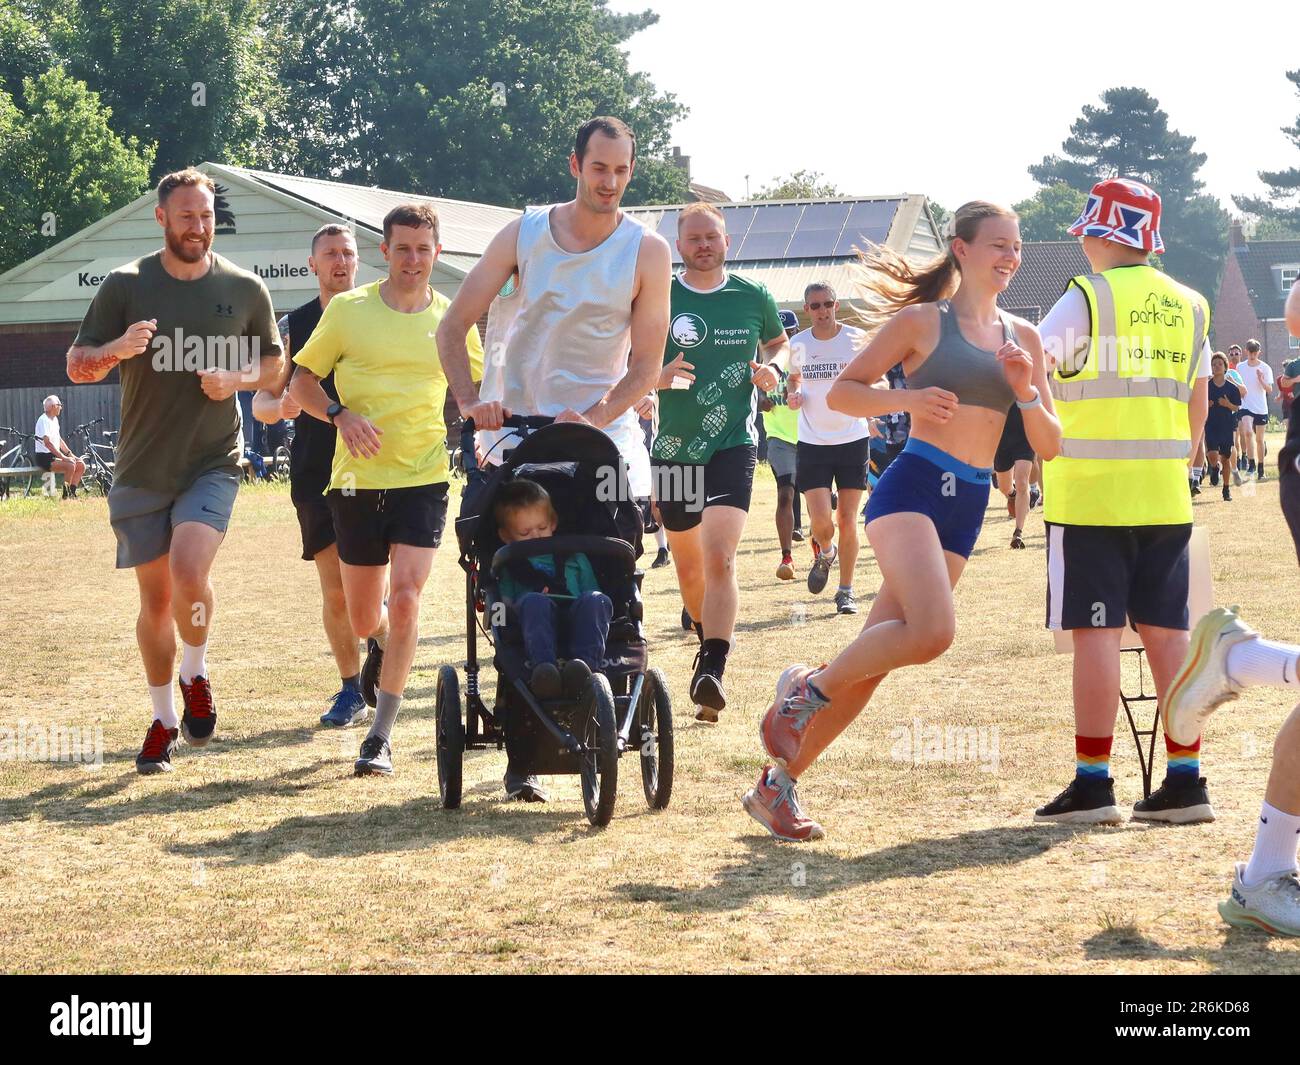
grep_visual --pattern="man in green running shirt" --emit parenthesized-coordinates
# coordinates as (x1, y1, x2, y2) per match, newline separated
(652, 202, 789, 720)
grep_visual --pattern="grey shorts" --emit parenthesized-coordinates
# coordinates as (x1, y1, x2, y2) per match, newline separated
(108, 467, 240, 569)
(767, 437, 798, 484)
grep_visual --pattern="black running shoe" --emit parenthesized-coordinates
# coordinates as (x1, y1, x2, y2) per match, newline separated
(1131, 775, 1215, 824)
(354, 735, 393, 776)
(1209, 467, 1220, 486)
(681, 607, 693, 632)
(361, 638, 384, 709)
(136, 719, 179, 775)
(179, 675, 216, 747)
(504, 765, 549, 802)
(529, 662, 562, 700)
(1033, 777, 1122, 824)
(651, 546, 670, 569)
(690, 651, 726, 716)
(1223, 485, 1232, 501)
(1258, 468, 1267, 482)
(791, 528, 805, 543)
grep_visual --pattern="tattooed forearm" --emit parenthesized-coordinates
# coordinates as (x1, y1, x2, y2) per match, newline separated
(66, 346, 120, 384)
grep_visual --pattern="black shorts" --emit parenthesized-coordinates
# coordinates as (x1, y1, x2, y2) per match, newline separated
(994, 427, 1034, 473)
(652, 444, 756, 533)
(1045, 522, 1191, 632)
(1204, 422, 1236, 456)
(34, 452, 54, 471)
(796, 437, 869, 492)
(293, 492, 337, 561)
(326, 482, 449, 566)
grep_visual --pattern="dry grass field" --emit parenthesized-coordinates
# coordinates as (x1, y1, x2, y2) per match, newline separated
(2, 440, 1300, 974)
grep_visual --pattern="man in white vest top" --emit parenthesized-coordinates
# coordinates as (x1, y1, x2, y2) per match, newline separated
(438, 115, 672, 802)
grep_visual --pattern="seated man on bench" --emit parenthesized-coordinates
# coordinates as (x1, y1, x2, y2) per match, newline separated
(494, 479, 612, 700)
(34, 395, 85, 497)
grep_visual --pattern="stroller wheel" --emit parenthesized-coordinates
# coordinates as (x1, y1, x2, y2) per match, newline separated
(638, 667, 674, 810)
(436, 666, 464, 809)
(579, 673, 619, 828)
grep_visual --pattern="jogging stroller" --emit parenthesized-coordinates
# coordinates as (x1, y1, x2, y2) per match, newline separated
(436, 415, 674, 827)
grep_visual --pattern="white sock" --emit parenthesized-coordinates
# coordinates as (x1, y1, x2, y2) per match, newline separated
(1226, 638, 1300, 689)
(655, 527, 668, 550)
(179, 641, 208, 684)
(150, 683, 178, 729)
(1243, 801, 1300, 887)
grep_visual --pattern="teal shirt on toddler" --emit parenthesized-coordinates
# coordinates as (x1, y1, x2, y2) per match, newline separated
(499, 551, 601, 603)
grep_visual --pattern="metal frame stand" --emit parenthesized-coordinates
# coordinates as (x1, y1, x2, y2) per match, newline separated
(1119, 646, 1162, 799)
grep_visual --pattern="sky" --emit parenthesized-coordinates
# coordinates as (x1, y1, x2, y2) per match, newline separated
(613, 0, 1299, 213)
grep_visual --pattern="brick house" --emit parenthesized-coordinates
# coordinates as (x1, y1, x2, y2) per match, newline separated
(1213, 223, 1300, 413)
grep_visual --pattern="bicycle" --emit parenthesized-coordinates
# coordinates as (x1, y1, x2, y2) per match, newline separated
(70, 418, 117, 496)
(0, 426, 39, 499)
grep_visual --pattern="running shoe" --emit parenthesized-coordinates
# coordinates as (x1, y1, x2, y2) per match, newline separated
(179, 675, 216, 747)
(776, 554, 795, 581)
(807, 542, 837, 595)
(791, 528, 805, 543)
(1010, 530, 1026, 549)
(761, 664, 829, 766)
(742, 765, 825, 842)
(320, 686, 370, 728)
(1258, 468, 1268, 482)
(690, 650, 726, 716)
(1219, 863, 1300, 936)
(1233, 468, 1244, 487)
(1029, 484, 1042, 509)
(503, 766, 549, 802)
(834, 588, 858, 614)
(1209, 467, 1220, 487)
(1189, 478, 1200, 496)
(1033, 777, 1122, 824)
(1131, 775, 1215, 824)
(529, 662, 563, 700)
(651, 546, 671, 569)
(1249, 458, 1257, 474)
(354, 735, 393, 776)
(561, 658, 592, 698)
(1223, 485, 1232, 502)
(135, 719, 179, 775)
(681, 607, 693, 632)
(360, 637, 384, 708)
(1162, 605, 1256, 746)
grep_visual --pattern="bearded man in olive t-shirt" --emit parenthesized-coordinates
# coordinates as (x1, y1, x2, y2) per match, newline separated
(67, 168, 283, 776)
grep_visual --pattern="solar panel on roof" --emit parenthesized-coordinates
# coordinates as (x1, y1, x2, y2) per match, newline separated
(735, 230, 792, 260)
(747, 204, 803, 233)
(797, 202, 851, 231)
(720, 206, 756, 242)
(785, 229, 843, 259)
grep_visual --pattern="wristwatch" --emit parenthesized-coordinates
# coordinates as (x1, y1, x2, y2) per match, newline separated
(325, 402, 346, 425)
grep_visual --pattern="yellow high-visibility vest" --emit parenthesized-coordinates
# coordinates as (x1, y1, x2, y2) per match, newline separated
(1043, 265, 1208, 526)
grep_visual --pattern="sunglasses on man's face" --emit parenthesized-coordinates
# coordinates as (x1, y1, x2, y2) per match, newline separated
(807, 299, 836, 310)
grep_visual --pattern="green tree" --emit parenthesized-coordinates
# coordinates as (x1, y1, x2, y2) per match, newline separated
(758, 169, 840, 200)
(0, 1, 53, 102)
(259, 0, 688, 207)
(1030, 86, 1230, 299)
(52, 0, 279, 179)
(1012, 183, 1087, 241)
(0, 67, 153, 274)
(1235, 68, 1300, 229)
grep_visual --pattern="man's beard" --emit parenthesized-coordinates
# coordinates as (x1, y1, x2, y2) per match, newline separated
(165, 228, 211, 262)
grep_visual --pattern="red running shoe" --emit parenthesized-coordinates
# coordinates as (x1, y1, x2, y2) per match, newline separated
(136, 719, 179, 775)
(760, 664, 828, 767)
(180, 675, 217, 747)
(742, 765, 825, 842)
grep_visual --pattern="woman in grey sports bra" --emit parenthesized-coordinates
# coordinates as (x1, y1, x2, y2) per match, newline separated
(742, 201, 1063, 843)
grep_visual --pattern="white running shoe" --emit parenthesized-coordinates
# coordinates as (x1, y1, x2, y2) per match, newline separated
(1162, 606, 1257, 747)
(1219, 863, 1300, 936)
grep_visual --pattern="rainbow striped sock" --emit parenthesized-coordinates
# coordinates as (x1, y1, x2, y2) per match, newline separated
(1165, 732, 1201, 780)
(1076, 734, 1112, 780)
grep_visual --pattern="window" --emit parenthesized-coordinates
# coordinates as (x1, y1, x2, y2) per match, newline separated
(1283, 266, 1300, 294)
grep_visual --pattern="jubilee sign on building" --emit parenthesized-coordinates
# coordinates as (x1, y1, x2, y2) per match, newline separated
(19, 250, 383, 302)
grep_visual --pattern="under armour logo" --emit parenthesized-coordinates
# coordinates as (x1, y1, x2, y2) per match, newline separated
(216, 303, 234, 316)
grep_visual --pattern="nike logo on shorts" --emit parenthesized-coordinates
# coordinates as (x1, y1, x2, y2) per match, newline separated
(706, 494, 730, 503)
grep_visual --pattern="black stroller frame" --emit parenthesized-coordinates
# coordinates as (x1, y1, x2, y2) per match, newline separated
(436, 416, 674, 826)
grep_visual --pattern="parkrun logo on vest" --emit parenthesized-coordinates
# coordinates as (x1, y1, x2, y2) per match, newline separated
(151, 330, 263, 378)
(49, 997, 152, 1045)
(671, 313, 707, 348)
(1130, 291, 1185, 330)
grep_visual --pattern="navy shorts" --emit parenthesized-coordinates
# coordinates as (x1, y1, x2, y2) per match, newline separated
(864, 438, 990, 559)
(1204, 423, 1236, 456)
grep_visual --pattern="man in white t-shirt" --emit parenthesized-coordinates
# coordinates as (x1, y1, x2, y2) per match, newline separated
(1239, 339, 1275, 481)
(33, 395, 85, 496)
(786, 283, 869, 614)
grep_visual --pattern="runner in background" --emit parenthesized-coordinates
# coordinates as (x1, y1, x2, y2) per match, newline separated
(762, 308, 802, 581)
